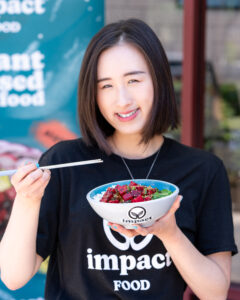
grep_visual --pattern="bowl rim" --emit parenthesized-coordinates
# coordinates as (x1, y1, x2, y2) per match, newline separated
(86, 179, 179, 205)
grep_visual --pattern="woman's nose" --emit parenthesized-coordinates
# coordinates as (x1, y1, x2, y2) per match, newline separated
(116, 86, 132, 107)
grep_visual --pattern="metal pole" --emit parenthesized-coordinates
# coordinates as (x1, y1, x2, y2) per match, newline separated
(181, 0, 206, 148)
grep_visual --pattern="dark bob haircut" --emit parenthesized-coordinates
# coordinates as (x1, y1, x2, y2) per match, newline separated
(78, 18, 179, 154)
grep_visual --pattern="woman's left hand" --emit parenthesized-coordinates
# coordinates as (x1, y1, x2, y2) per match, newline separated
(108, 195, 182, 241)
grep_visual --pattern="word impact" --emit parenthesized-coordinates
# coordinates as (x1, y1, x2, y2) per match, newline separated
(86, 248, 172, 276)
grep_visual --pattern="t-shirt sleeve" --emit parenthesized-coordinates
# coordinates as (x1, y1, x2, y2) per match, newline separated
(196, 160, 238, 256)
(36, 148, 61, 260)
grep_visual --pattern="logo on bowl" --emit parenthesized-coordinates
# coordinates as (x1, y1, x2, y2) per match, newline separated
(122, 206, 152, 225)
(128, 206, 146, 219)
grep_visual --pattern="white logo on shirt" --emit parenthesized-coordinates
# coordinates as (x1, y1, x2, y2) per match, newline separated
(86, 220, 172, 289)
(103, 219, 153, 251)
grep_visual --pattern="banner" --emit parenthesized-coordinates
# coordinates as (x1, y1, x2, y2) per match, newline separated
(0, 0, 104, 298)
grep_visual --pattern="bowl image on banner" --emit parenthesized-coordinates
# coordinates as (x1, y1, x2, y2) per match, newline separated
(87, 179, 179, 229)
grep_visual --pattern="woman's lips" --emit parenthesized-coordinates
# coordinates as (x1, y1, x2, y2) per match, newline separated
(115, 108, 139, 122)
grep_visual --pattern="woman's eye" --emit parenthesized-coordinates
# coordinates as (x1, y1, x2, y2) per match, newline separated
(128, 79, 139, 84)
(101, 84, 112, 89)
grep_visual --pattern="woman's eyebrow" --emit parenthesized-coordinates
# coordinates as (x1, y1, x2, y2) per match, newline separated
(97, 71, 146, 83)
(124, 70, 146, 76)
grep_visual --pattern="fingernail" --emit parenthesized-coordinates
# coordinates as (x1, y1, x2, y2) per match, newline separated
(107, 225, 111, 227)
(133, 226, 138, 229)
(113, 226, 118, 229)
(36, 163, 39, 168)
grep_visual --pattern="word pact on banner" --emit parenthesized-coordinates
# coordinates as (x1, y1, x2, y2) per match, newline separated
(0, 0, 46, 15)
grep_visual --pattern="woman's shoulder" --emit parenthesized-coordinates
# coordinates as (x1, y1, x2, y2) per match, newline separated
(165, 137, 224, 170)
(42, 138, 82, 155)
(39, 137, 100, 165)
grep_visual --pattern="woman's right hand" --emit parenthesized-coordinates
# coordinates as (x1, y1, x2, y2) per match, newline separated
(0, 163, 50, 289)
(11, 163, 51, 204)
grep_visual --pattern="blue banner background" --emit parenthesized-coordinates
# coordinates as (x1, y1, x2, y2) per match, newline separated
(0, 0, 104, 298)
(0, 0, 104, 150)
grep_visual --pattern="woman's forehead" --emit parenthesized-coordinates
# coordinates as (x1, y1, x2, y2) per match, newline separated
(97, 43, 149, 77)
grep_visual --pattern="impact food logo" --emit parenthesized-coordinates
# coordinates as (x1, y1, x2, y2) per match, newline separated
(128, 206, 146, 219)
(86, 220, 172, 283)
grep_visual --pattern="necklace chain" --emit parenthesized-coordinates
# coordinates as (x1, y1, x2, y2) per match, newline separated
(120, 148, 161, 180)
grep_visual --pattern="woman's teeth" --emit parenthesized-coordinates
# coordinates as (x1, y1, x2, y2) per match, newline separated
(117, 109, 138, 118)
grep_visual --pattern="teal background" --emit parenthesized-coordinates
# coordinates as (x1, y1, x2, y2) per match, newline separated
(0, 0, 104, 298)
(0, 0, 104, 151)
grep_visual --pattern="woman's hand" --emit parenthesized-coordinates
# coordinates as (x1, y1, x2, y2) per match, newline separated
(0, 162, 50, 289)
(108, 195, 182, 241)
(11, 163, 51, 204)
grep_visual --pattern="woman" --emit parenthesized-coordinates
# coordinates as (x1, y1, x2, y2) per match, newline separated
(0, 19, 237, 299)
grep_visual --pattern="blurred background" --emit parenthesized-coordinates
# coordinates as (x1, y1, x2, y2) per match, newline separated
(0, 0, 239, 299)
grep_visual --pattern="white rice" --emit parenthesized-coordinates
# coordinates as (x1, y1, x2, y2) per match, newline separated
(93, 185, 116, 201)
(92, 191, 105, 201)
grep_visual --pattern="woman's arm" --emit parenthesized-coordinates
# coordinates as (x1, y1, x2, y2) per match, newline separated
(0, 163, 50, 290)
(158, 226, 231, 300)
(109, 196, 232, 300)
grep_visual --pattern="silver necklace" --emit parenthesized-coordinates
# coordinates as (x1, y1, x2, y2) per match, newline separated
(120, 148, 161, 180)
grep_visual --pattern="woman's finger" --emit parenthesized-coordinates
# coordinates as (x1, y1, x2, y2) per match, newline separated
(24, 168, 45, 186)
(16, 169, 51, 199)
(26, 170, 51, 198)
(108, 222, 152, 237)
(132, 225, 151, 236)
(11, 163, 38, 185)
(108, 223, 138, 237)
(28, 169, 51, 191)
(16, 168, 43, 193)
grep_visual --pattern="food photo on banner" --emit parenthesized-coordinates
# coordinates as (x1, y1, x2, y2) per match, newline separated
(0, 0, 104, 298)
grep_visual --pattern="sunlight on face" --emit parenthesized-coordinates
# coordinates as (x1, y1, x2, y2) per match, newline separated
(96, 42, 154, 138)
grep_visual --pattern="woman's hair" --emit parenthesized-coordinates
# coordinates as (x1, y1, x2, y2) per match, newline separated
(78, 18, 179, 154)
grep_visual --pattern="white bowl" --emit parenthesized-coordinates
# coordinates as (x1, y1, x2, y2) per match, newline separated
(86, 179, 179, 229)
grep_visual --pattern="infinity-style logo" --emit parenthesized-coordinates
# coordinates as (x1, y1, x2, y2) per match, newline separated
(128, 206, 146, 219)
(103, 219, 153, 251)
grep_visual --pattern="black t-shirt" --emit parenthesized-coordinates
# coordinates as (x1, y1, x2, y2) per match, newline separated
(37, 137, 238, 300)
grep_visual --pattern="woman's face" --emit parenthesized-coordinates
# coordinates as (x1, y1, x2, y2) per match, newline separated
(96, 42, 154, 138)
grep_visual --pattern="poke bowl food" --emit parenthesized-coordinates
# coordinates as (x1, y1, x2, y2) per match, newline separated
(87, 179, 179, 229)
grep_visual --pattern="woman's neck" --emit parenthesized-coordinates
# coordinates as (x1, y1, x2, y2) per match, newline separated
(108, 133, 164, 159)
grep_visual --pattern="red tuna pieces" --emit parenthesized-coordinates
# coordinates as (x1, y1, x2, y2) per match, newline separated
(131, 195, 144, 203)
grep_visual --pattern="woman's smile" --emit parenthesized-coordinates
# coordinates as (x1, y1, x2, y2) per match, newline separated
(115, 108, 140, 122)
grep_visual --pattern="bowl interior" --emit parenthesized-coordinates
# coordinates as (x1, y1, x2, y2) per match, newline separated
(88, 179, 178, 201)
